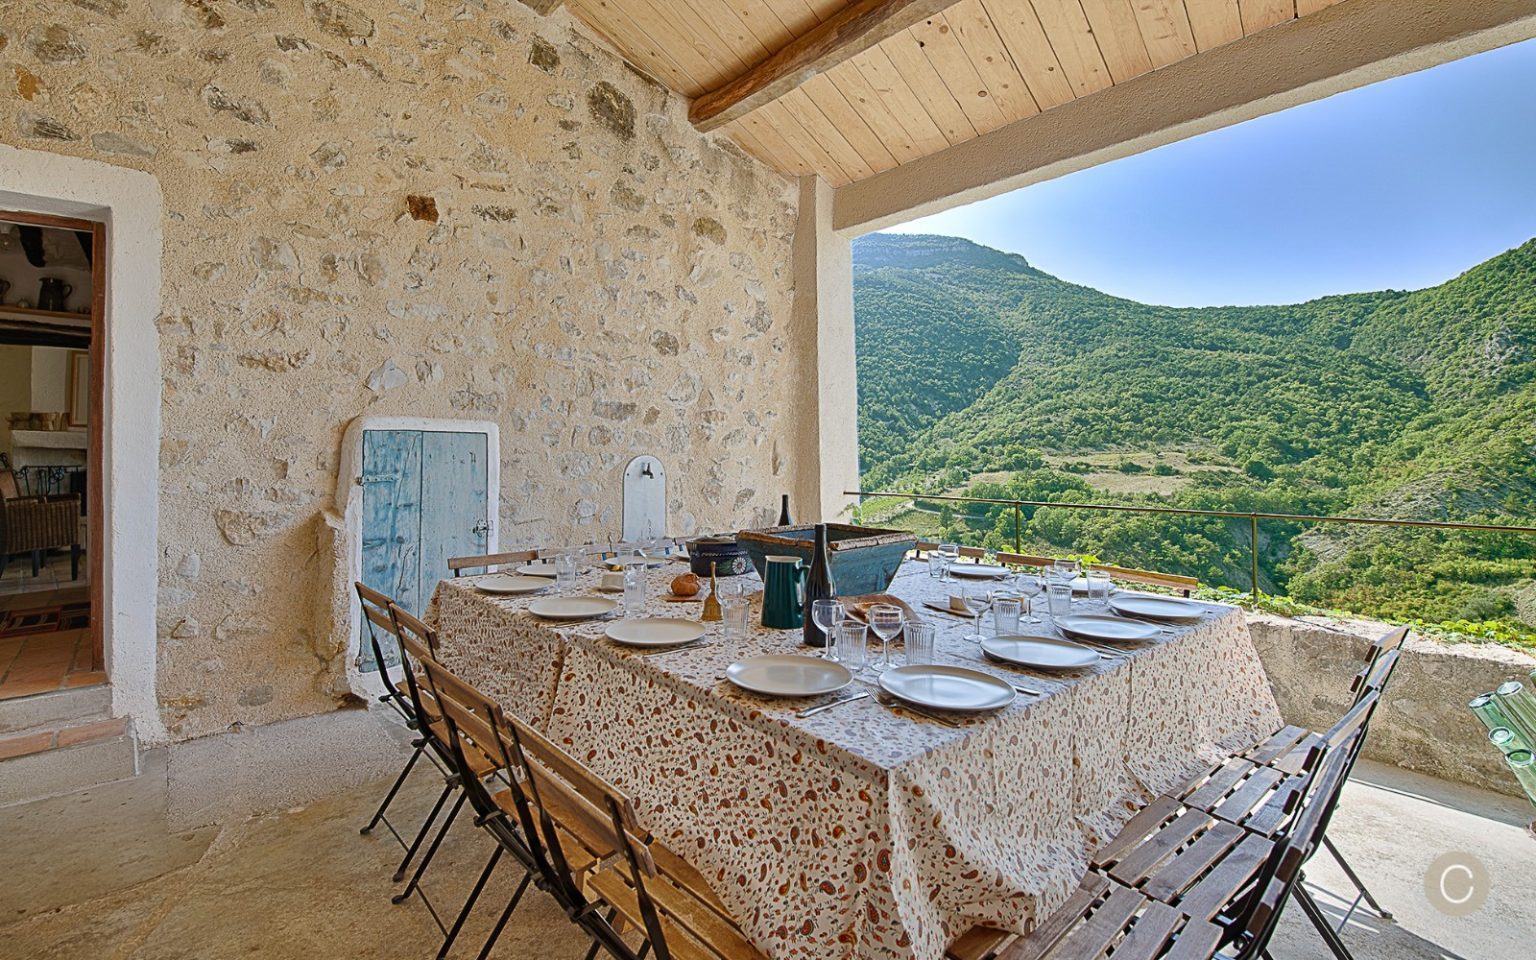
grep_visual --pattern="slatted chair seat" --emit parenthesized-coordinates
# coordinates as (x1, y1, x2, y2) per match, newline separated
(983, 873, 1224, 960)
(1167, 757, 1305, 840)
(586, 862, 767, 960)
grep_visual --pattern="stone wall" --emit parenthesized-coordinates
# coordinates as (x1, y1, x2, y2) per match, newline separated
(1248, 612, 1536, 798)
(0, 1, 805, 739)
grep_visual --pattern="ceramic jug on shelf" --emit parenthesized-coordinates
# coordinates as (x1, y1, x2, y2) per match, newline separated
(760, 555, 805, 629)
(37, 277, 72, 312)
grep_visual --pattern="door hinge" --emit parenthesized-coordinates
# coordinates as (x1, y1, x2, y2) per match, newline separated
(358, 475, 397, 485)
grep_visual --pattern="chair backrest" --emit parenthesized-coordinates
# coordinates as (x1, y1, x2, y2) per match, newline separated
(387, 603, 443, 743)
(1349, 625, 1408, 705)
(996, 551, 1054, 569)
(1089, 563, 1199, 597)
(1229, 689, 1379, 958)
(498, 709, 666, 953)
(417, 656, 500, 804)
(447, 548, 539, 577)
(355, 582, 408, 705)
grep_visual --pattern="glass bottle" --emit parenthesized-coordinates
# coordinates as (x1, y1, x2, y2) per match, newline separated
(1490, 726, 1532, 756)
(1493, 681, 1536, 746)
(1468, 692, 1511, 733)
(802, 524, 837, 648)
(778, 494, 792, 527)
(1504, 749, 1536, 809)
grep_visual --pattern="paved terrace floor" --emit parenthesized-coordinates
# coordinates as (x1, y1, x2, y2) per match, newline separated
(1, 725, 1532, 959)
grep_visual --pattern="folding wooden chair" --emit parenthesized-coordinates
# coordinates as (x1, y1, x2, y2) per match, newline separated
(995, 552, 1054, 571)
(497, 709, 766, 960)
(388, 605, 501, 907)
(355, 583, 452, 848)
(1088, 563, 1199, 597)
(416, 655, 543, 960)
(447, 548, 538, 577)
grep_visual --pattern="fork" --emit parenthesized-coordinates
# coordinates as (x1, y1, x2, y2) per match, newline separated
(874, 691, 964, 727)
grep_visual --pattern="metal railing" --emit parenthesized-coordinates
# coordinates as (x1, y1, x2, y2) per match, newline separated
(844, 489, 1536, 595)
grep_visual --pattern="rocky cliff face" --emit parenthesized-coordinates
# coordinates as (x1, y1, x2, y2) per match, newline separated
(0, 0, 805, 738)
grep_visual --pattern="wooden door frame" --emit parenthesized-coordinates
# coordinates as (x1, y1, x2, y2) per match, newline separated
(1, 209, 106, 671)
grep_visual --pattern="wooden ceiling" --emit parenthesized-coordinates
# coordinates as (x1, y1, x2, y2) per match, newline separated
(564, 0, 1346, 185)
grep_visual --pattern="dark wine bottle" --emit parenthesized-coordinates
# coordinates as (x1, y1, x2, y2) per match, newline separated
(802, 523, 837, 647)
(778, 494, 792, 526)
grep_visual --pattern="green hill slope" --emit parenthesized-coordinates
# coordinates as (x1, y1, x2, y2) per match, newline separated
(853, 234, 1536, 644)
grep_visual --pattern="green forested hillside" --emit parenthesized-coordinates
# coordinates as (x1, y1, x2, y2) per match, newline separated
(853, 234, 1536, 646)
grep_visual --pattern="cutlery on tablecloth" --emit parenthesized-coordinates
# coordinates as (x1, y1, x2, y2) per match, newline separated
(795, 693, 870, 718)
(953, 656, 1047, 696)
(874, 691, 964, 727)
(1069, 639, 1134, 659)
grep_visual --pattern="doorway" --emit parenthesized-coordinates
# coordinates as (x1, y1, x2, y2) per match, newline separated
(0, 212, 105, 700)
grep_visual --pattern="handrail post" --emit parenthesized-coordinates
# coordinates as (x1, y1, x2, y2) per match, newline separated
(1250, 515, 1260, 597)
(1013, 502, 1022, 554)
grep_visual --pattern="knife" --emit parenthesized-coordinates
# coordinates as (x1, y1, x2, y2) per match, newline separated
(795, 693, 870, 718)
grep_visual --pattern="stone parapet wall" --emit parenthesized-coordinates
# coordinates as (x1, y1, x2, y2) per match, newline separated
(1248, 611, 1536, 798)
(0, 1, 805, 739)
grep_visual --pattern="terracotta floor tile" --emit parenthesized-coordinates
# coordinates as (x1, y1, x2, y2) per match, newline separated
(55, 717, 127, 748)
(0, 677, 64, 700)
(62, 670, 108, 689)
(0, 730, 54, 759)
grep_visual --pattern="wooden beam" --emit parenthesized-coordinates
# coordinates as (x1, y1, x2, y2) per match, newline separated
(689, 0, 964, 132)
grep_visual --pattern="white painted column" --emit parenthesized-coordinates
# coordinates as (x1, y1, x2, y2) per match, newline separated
(790, 175, 859, 523)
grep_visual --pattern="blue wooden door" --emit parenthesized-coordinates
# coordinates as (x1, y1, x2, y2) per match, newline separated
(359, 430, 489, 670)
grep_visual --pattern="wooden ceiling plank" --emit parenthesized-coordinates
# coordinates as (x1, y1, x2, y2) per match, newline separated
(978, 0, 1074, 110)
(1239, 0, 1297, 34)
(569, 0, 709, 95)
(735, 109, 818, 177)
(945, 0, 1042, 122)
(824, 59, 930, 163)
(779, 86, 880, 180)
(763, 0, 830, 32)
(878, 27, 980, 145)
(1078, 0, 1155, 82)
(1295, 0, 1338, 16)
(623, 0, 755, 85)
(1028, 0, 1113, 97)
(907, 12, 1012, 134)
(756, 98, 855, 184)
(689, 0, 971, 132)
(1182, 0, 1245, 50)
(802, 71, 902, 172)
(850, 47, 954, 155)
(723, 118, 789, 174)
(1130, 0, 1199, 67)
(688, 0, 777, 64)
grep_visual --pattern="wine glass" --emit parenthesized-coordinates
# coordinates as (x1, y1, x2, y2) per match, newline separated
(962, 585, 992, 643)
(1052, 558, 1080, 589)
(812, 599, 846, 661)
(867, 604, 904, 674)
(1016, 573, 1043, 624)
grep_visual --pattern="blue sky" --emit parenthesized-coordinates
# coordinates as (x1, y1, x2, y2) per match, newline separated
(885, 38, 1536, 308)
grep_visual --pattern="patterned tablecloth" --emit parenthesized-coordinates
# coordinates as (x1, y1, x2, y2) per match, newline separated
(428, 560, 1280, 960)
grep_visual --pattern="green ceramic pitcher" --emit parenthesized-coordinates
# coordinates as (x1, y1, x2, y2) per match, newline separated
(761, 555, 805, 629)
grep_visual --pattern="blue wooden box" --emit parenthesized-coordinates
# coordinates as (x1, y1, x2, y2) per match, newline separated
(736, 524, 916, 596)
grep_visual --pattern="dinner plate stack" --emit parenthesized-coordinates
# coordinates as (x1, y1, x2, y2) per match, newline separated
(1053, 614, 1162, 643)
(726, 655, 852, 697)
(1108, 594, 1205, 622)
(878, 665, 1015, 712)
(981, 635, 1099, 671)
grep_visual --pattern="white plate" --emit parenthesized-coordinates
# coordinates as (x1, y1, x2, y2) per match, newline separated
(1109, 594, 1204, 622)
(527, 596, 618, 620)
(604, 618, 706, 647)
(726, 655, 852, 697)
(517, 560, 561, 577)
(982, 634, 1100, 671)
(1055, 614, 1162, 643)
(949, 564, 1011, 579)
(878, 665, 1016, 713)
(475, 574, 552, 596)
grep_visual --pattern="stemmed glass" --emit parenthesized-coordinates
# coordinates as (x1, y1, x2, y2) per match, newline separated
(962, 585, 992, 643)
(1015, 573, 1043, 624)
(812, 599, 846, 661)
(867, 604, 904, 674)
(1052, 558, 1081, 586)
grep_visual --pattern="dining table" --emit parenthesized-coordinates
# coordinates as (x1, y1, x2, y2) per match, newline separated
(427, 558, 1281, 960)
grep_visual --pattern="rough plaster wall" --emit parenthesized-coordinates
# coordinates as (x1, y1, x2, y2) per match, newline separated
(0, 1, 804, 739)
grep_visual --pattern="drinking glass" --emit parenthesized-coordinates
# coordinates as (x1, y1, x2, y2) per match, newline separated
(939, 543, 960, 582)
(837, 623, 868, 675)
(1016, 574, 1043, 624)
(1085, 570, 1112, 607)
(622, 560, 646, 616)
(962, 586, 992, 643)
(927, 552, 947, 580)
(555, 551, 579, 590)
(904, 622, 936, 667)
(1052, 558, 1080, 586)
(813, 599, 846, 661)
(992, 597, 1021, 636)
(721, 596, 751, 640)
(1047, 581, 1072, 617)
(868, 604, 904, 673)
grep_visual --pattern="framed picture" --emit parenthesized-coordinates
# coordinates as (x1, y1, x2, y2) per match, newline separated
(67, 349, 90, 428)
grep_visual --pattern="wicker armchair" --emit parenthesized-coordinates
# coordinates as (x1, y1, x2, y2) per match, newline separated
(0, 470, 81, 579)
